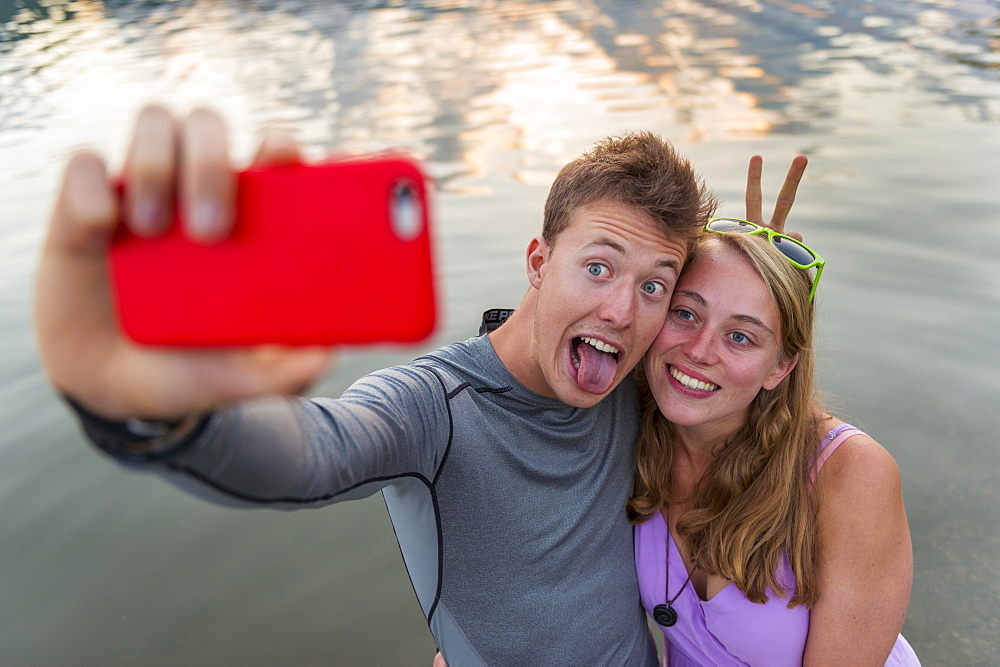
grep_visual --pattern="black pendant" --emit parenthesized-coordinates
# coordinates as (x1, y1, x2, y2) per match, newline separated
(652, 604, 677, 627)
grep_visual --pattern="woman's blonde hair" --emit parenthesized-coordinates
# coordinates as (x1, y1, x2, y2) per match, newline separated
(628, 232, 822, 607)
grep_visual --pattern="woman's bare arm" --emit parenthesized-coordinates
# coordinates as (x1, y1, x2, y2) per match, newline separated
(804, 431, 913, 664)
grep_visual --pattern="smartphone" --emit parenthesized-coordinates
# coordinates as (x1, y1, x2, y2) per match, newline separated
(109, 155, 437, 346)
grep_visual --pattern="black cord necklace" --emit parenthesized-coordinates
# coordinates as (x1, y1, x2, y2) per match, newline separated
(653, 505, 698, 628)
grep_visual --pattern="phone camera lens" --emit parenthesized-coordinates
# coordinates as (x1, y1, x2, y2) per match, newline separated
(391, 181, 422, 241)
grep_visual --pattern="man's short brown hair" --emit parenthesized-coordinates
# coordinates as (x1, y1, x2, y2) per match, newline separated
(543, 132, 718, 251)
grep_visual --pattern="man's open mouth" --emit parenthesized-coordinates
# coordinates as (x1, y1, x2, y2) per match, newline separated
(570, 336, 620, 395)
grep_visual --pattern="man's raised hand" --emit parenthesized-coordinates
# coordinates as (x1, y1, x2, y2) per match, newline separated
(35, 106, 332, 421)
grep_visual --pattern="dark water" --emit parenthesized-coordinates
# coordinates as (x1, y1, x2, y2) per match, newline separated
(2, 1, 998, 664)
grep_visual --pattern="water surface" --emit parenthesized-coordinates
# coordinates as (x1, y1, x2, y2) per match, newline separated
(2, 1, 998, 663)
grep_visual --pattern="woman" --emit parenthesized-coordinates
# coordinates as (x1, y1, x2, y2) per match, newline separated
(631, 223, 919, 665)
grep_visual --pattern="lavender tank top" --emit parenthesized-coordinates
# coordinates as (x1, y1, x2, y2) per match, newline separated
(634, 424, 920, 666)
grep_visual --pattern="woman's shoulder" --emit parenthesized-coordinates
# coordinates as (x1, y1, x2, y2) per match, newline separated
(812, 414, 902, 508)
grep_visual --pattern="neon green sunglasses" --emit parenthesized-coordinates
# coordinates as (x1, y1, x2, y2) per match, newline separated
(704, 217, 825, 302)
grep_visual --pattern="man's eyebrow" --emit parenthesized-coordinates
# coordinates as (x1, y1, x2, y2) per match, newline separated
(656, 257, 680, 274)
(585, 238, 680, 273)
(584, 238, 627, 255)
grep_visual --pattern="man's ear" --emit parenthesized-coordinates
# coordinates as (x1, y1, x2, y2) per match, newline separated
(762, 353, 798, 391)
(526, 235, 550, 289)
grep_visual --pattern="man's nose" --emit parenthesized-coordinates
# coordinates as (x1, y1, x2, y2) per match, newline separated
(597, 281, 636, 329)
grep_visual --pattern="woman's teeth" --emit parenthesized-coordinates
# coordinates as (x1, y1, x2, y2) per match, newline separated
(670, 366, 719, 392)
(580, 337, 619, 355)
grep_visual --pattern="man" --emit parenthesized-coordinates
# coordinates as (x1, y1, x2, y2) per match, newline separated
(35, 106, 804, 664)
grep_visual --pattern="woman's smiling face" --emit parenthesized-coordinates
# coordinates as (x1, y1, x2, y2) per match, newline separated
(644, 240, 797, 438)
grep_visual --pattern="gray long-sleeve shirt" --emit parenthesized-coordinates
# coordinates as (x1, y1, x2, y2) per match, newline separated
(89, 334, 657, 666)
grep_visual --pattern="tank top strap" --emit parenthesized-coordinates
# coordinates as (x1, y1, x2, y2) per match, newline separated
(808, 423, 866, 488)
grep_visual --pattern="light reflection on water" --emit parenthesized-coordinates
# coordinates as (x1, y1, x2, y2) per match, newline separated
(2, 1, 998, 664)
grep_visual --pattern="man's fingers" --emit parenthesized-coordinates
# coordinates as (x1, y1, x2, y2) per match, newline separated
(769, 155, 808, 232)
(252, 127, 304, 168)
(123, 105, 178, 237)
(181, 108, 235, 242)
(745, 155, 764, 224)
(48, 151, 118, 252)
(246, 346, 335, 397)
(37, 150, 120, 394)
(123, 346, 337, 419)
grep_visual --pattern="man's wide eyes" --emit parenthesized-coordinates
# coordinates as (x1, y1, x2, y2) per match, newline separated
(584, 265, 668, 297)
(641, 281, 666, 297)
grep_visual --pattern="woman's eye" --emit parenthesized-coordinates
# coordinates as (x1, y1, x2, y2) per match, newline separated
(673, 308, 694, 321)
(641, 281, 665, 297)
(730, 332, 749, 344)
(587, 263, 609, 277)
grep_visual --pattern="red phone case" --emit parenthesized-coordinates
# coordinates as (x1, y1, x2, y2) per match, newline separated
(109, 156, 436, 346)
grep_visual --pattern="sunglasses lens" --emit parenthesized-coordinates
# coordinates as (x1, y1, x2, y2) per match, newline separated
(707, 219, 757, 233)
(772, 235, 815, 266)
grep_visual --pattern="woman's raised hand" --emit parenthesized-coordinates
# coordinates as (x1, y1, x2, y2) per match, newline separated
(744, 154, 808, 240)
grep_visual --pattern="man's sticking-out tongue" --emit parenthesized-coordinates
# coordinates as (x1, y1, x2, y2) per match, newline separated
(575, 338, 618, 394)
